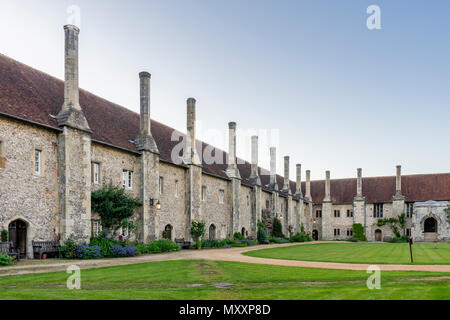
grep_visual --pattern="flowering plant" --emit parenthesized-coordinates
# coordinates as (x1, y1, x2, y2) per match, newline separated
(76, 244, 101, 259)
(111, 244, 137, 257)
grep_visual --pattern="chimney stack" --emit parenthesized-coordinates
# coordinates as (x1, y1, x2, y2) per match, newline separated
(356, 168, 363, 197)
(324, 170, 331, 201)
(62, 25, 81, 112)
(136, 72, 159, 153)
(296, 164, 302, 196)
(305, 170, 311, 200)
(184, 98, 200, 165)
(270, 147, 278, 190)
(226, 122, 240, 178)
(395, 165, 402, 196)
(283, 156, 291, 194)
(250, 136, 261, 185)
(57, 25, 90, 131)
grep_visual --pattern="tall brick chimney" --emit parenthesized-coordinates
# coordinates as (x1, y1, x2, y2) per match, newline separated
(356, 168, 363, 198)
(324, 170, 331, 202)
(283, 156, 291, 194)
(249, 136, 261, 185)
(184, 98, 201, 166)
(270, 147, 278, 190)
(395, 165, 402, 196)
(305, 170, 311, 200)
(136, 72, 159, 153)
(295, 164, 302, 197)
(56, 25, 90, 132)
(226, 122, 240, 178)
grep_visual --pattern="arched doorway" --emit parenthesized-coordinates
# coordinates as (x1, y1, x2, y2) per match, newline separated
(164, 225, 173, 240)
(209, 224, 216, 241)
(241, 227, 246, 239)
(424, 217, 437, 233)
(312, 230, 319, 241)
(375, 229, 382, 242)
(8, 220, 27, 258)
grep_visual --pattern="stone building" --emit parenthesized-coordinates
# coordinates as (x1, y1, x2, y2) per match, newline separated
(0, 25, 449, 258)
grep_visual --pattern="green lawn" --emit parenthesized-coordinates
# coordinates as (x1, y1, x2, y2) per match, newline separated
(244, 242, 450, 265)
(0, 260, 449, 300)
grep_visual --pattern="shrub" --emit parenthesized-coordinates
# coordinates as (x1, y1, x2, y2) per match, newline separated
(268, 237, 290, 244)
(272, 218, 284, 238)
(234, 232, 244, 240)
(91, 182, 142, 236)
(290, 232, 310, 243)
(389, 235, 407, 243)
(146, 239, 180, 253)
(60, 235, 78, 259)
(0, 253, 13, 266)
(290, 225, 311, 243)
(1, 230, 8, 242)
(347, 237, 359, 242)
(352, 224, 367, 241)
(190, 221, 205, 245)
(76, 244, 101, 259)
(90, 236, 119, 257)
(257, 221, 267, 244)
(111, 244, 137, 257)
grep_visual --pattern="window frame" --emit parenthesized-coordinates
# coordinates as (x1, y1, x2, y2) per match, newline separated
(34, 149, 42, 175)
(92, 162, 100, 185)
(122, 170, 133, 189)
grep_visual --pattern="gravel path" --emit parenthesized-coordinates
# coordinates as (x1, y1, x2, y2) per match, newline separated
(1, 241, 449, 277)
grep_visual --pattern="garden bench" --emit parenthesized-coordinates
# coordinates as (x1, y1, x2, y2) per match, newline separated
(32, 240, 61, 259)
(0, 241, 20, 261)
(175, 238, 191, 250)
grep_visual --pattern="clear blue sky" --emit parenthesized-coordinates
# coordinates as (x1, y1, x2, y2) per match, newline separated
(1, 0, 449, 180)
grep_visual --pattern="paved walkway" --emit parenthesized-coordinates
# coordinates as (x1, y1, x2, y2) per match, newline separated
(1, 241, 450, 277)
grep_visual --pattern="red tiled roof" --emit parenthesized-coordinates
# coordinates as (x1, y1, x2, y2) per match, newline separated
(1, 53, 449, 204)
(304, 173, 450, 204)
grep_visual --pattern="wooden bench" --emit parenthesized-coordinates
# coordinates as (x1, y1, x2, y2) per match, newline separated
(175, 238, 191, 250)
(32, 241, 61, 259)
(0, 241, 20, 261)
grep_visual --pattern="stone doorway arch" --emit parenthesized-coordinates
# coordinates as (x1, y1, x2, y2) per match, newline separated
(375, 229, 382, 242)
(312, 229, 319, 241)
(424, 217, 437, 233)
(209, 224, 216, 241)
(4, 216, 35, 259)
(163, 224, 173, 240)
(8, 219, 27, 259)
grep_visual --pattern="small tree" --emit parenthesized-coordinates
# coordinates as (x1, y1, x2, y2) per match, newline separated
(352, 223, 367, 241)
(91, 182, 142, 237)
(257, 221, 267, 244)
(272, 218, 284, 238)
(190, 221, 205, 246)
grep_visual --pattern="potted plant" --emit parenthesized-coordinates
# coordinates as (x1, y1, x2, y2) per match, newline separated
(190, 221, 205, 250)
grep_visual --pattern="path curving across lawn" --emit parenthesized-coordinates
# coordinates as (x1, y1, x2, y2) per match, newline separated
(243, 242, 450, 265)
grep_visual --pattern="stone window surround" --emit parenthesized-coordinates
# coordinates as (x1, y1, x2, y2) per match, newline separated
(0, 138, 5, 169)
(219, 189, 225, 204)
(122, 170, 133, 189)
(159, 176, 164, 195)
(201, 185, 207, 201)
(174, 179, 179, 198)
(32, 144, 45, 176)
(334, 210, 341, 218)
(91, 162, 100, 185)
